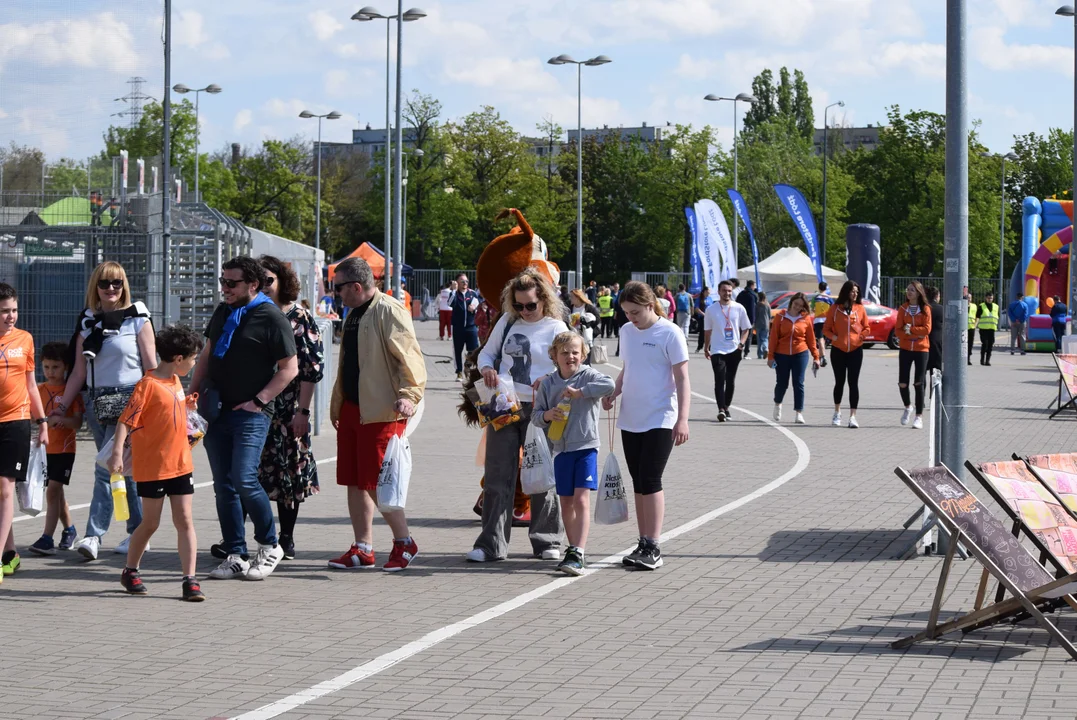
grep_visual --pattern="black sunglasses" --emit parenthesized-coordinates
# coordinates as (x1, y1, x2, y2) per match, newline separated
(335, 281, 357, 292)
(512, 302, 539, 312)
(263, 276, 275, 286)
(97, 279, 124, 291)
(219, 276, 245, 289)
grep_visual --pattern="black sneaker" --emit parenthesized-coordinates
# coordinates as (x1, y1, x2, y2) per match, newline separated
(121, 568, 148, 595)
(279, 534, 296, 561)
(636, 542, 663, 571)
(183, 578, 206, 602)
(623, 539, 646, 567)
(558, 548, 585, 577)
(210, 541, 228, 560)
(717, 410, 726, 423)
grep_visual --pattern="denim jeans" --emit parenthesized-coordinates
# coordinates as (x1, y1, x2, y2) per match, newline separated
(773, 351, 810, 412)
(204, 409, 275, 555)
(756, 327, 769, 358)
(84, 394, 142, 539)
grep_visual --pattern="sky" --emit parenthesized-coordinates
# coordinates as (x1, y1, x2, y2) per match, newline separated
(2, 0, 1076, 163)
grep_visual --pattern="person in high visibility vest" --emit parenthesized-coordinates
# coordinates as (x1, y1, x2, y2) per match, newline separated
(977, 291, 999, 366)
(597, 288, 614, 338)
(966, 294, 977, 366)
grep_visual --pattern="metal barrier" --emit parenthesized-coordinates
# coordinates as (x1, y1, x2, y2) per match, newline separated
(311, 317, 336, 437)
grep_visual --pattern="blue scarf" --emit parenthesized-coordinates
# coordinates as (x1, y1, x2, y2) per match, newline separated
(213, 292, 272, 358)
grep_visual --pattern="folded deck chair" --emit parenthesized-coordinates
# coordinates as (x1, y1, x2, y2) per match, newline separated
(892, 465, 1077, 659)
(966, 459, 1077, 613)
(1049, 354, 1077, 419)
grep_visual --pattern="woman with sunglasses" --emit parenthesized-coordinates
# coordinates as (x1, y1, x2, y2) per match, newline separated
(468, 268, 569, 563)
(54, 262, 155, 561)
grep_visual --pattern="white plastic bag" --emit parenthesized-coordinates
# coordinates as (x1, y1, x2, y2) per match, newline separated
(17, 443, 47, 516)
(521, 423, 556, 495)
(594, 453, 629, 525)
(376, 434, 412, 512)
(95, 435, 133, 477)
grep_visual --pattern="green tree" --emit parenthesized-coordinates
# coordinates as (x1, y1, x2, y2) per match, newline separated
(1008, 128, 1074, 226)
(228, 139, 315, 241)
(102, 100, 197, 176)
(742, 67, 815, 140)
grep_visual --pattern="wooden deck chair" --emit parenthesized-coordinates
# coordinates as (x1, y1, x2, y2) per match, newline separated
(1049, 354, 1077, 418)
(892, 465, 1077, 660)
(965, 460, 1077, 615)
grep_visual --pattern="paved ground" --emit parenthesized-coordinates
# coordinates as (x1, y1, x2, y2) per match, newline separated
(5, 322, 1077, 720)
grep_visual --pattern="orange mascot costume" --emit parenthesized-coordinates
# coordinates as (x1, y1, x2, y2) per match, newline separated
(459, 208, 560, 523)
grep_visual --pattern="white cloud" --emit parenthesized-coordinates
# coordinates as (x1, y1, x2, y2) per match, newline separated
(443, 56, 559, 94)
(265, 98, 309, 118)
(309, 10, 343, 41)
(175, 10, 210, 48)
(674, 54, 721, 81)
(874, 42, 946, 79)
(234, 109, 252, 132)
(0, 13, 139, 72)
(325, 69, 350, 96)
(973, 26, 1072, 74)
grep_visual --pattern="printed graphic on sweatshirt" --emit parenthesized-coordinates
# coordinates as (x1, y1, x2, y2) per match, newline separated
(503, 333, 532, 387)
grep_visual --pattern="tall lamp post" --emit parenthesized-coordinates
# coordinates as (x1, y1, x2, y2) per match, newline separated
(401, 148, 424, 267)
(353, 5, 426, 296)
(1057, 5, 1077, 334)
(299, 110, 342, 251)
(981, 151, 1018, 300)
(704, 92, 756, 262)
(549, 53, 612, 289)
(171, 83, 221, 201)
(820, 101, 845, 267)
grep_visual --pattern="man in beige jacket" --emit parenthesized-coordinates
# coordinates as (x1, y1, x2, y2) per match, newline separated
(328, 257, 427, 571)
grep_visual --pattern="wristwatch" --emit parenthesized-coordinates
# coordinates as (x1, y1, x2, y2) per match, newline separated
(252, 397, 267, 410)
(298, 408, 310, 416)
(34, 418, 48, 425)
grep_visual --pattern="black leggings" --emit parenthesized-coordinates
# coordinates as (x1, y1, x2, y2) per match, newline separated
(979, 329, 995, 362)
(277, 501, 299, 539)
(621, 428, 674, 496)
(830, 346, 863, 409)
(710, 350, 742, 409)
(898, 349, 928, 414)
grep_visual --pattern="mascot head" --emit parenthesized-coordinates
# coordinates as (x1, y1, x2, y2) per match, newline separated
(475, 208, 560, 306)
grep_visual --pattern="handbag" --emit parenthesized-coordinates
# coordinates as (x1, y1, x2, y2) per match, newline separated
(591, 343, 609, 365)
(91, 386, 134, 426)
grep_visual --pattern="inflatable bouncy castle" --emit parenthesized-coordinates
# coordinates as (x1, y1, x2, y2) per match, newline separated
(1016, 198, 1073, 351)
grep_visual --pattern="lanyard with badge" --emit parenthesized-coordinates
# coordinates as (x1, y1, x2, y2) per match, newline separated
(718, 302, 735, 341)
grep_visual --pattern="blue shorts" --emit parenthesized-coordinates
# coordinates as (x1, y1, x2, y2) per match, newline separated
(553, 448, 599, 497)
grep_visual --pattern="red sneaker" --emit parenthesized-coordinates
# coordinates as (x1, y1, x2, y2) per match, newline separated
(383, 538, 418, 572)
(327, 544, 375, 570)
(512, 509, 531, 527)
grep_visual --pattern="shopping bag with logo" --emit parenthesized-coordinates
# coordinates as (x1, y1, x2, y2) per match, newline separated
(16, 443, 47, 516)
(595, 405, 629, 525)
(521, 422, 556, 495)
(376, 434, 412, 512)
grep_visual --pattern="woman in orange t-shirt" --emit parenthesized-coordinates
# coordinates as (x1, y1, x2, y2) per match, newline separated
(895, 281, 932, 429)
(0, 283, 49, 582)
(767, 293, 820, 425)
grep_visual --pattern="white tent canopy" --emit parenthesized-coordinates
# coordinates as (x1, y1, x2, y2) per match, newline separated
(246, 226, 326, 304)
(738, 246, 846, 293)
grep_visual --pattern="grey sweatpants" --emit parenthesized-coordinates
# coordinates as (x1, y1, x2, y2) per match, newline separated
(474, 403, 562, 559)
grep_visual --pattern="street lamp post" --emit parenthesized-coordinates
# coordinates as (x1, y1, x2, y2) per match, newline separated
(353, 5, 425, 295)
(549, 53, 612, 289)
(1057, 5, 1077, 334)
(300, 111, 342, 251)
(981, 151, 1019, 300)
(171, 83, 221, 201)
(704, 92, 756, 263)
(821, 101, 845, 267)
(400, 148, 424, 267)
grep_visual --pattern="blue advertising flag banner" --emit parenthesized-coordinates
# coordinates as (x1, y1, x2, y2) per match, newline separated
(773, 184, 824, 283)
(685, 207, 703, 294)
(727, 189, 760, 290)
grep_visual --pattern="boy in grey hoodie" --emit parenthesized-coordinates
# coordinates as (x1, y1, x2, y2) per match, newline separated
(532, 332, 616, 575)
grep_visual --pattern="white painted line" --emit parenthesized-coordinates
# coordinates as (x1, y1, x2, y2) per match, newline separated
(13, 456, 338, 523)
(229, 388, 810, 720)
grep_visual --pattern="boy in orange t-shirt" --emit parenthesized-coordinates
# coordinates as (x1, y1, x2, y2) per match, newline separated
(28, 342, 84, 556)
(0, 283, 49, 584)
(110, 325, 204, 601)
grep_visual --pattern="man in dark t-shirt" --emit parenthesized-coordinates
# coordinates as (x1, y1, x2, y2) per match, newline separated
(191, 256, 297, 581)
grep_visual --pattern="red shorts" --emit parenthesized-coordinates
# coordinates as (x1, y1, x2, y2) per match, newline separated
(336, 401, 407, 491)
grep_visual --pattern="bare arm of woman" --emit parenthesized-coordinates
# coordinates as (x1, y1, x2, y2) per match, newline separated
(137, 320, 157, 372)
(601, 368, 624, 411)
(56, 334, 87, 415)
(289, 381, 316, 437)
(672, 360, 690, 446)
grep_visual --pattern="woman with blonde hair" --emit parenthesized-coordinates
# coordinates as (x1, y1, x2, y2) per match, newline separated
(468, 268, 569, 563)
(53, 261, 155, 560)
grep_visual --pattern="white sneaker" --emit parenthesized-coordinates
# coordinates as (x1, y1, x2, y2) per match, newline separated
(795, 412, 806, 424)
(466, 548, 489, 562)
(832, 411, 842, 426)
(773, 404, 782, 422)
(75, 535, 100, 561)
(112, 536, 147, 554)
(540, 548, 561, 560)
(208, 554, 250, 580)
(912, 416, 923, 430)
(245, 543, 285, 581)
(848, 416, 859, 429)
(901, 407, 914, 426)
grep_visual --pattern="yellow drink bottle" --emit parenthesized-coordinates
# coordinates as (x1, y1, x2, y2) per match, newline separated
(547, 399, 572, 441)
(111, 473, 130, 522)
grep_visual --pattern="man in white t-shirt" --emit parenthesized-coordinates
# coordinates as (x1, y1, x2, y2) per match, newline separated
(437, 282, 453, 341)
(703, 279, 753, 422)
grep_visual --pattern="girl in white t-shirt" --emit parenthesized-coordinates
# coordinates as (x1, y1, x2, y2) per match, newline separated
(602, 281, 690, 571)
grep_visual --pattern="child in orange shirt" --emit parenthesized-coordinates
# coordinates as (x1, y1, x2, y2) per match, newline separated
(0, 283, 49, 584)
(29, 342, 84, 555)
(110, 325, 204, 601)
